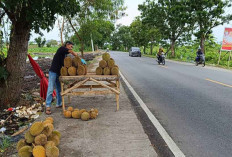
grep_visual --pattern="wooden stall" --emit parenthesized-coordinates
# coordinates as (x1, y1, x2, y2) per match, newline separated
(59, 73, 120, 112)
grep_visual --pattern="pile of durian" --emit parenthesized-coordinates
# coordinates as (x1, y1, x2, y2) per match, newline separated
(60, 56, 87, 76)
(17, 117, 61, 157)
(96, 52, 119, 75)
(63, 107, 98, 121)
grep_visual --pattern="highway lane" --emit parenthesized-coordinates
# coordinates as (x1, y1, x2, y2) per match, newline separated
(111, 51, 232, 157)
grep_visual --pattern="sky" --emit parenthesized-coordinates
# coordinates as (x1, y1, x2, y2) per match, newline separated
(30, 0, 232, 43)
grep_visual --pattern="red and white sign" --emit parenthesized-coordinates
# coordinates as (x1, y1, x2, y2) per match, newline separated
(222, 27, 232, 51)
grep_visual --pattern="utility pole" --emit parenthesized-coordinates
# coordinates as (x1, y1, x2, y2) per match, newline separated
(91, 34, 94, 52)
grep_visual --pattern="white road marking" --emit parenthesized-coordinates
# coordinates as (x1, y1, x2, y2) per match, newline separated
(120, 71, 185, 157)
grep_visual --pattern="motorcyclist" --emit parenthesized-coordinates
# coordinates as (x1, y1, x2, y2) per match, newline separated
(157, 47, 164, 61)
(106, 48, 109, 52)
(196, 48, 203, 62)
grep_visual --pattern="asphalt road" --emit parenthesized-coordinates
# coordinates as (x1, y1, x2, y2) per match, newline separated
(110, 51, 232, 157)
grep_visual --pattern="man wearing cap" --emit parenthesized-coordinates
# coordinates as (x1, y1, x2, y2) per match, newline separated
(45, 41, 77, 115)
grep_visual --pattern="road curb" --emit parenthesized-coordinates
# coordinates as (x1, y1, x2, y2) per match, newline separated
(119, 71, 185, 157)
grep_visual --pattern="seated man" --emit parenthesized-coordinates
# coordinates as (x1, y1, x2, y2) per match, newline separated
(157, 47, 164, 61)
(196, 48, 203, 61)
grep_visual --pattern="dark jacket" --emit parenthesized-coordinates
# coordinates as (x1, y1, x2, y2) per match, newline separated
(49, 46, 69, 75)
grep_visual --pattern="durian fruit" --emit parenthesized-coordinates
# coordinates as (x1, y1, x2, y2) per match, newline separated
(90, 111, 97, 119)
(79, 109, 86, 114)
(68, 66, 77, 76)
(64, 57, 72, 68)
(42, 123, 54, 137)
(77, 65, 86, 75)
(102, 53, 110, 61)
(74, 108, 79, 111)
(107, 59, 115, 68)
(18, 146, 33, 157)
(81, 112, 90, 121)
(63, 110, 72, 118)
(72, 110, 80, 119)
(30, 122, 44, 136)
(110, 58, 115, 62)
(60, 67, 68, 76)
(72, 56, 81, 67)
(67, 106, 74, 112)
(46, 117, 54, 124)
(96, 67, 103, 75)
(83, 64, 88, 75)
(52, 131, 61, 139)
(44, 141, 55, 150)
(25, 131, 35, 144)
(46, 146, 59, 157)
(34, 134, 47, 145)
(93, 108, 99, 115)
(99, 60, 107, 68)
(33, 145, 46, 157)
(111, 67, 119, 75)
(43, 120, 53, 126)
(17, 139, 27, 151)
(114, 65, 119, 68)
(103, 67, 110, 75)
(48, 134, 60, 146)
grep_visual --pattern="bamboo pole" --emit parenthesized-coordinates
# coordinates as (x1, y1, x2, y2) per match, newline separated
(89, 78, 120, 94)
(59, 75, 119, 82)
(65, 90, 114, 96)
(116, 80, 120, 111)
(61, 78, 89, 96)
(61, 82, 65, 112)
(228, 51, 232, 67)
(218, 49, 222, 65)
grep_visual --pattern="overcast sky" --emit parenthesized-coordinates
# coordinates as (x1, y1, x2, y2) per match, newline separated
(30, 0, 232, 43)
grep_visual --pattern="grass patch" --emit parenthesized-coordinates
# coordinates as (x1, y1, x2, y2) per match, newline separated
(0, 136, 12, 153)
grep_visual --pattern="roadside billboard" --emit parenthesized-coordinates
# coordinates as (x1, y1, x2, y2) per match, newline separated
(221, 27, 232, 51)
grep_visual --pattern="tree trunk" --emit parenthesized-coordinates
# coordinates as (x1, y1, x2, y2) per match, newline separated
(67, 18, 84, 58)
(150, 42, 153, 55)
(143, 46, 146, 54)
(0, 21, 30, 108)
(58, 17, 65, 46)
(75, 33, 84, 57)
(170, 40, 175, 57)
(200, 35, 205, 54)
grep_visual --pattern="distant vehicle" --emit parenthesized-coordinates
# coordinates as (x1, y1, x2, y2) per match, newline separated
(129, 47, 141, 57)
(157, 52, 165, 65)
(195, 54, 205, 67)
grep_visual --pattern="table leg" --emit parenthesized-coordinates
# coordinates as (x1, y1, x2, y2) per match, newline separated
(61, 82, 65, 112)
(116, 80, 120, 111)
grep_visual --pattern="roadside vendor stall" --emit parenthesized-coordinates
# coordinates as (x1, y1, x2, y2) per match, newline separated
(59, 73, 120, 111)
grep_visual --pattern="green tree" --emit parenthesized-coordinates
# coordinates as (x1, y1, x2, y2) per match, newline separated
(130, 17, 160, 54)
(66, 0, 125, 56)
(139, 0, 193, 57)
(190, 0, 232, 53)
(35, 36, 46, 47)
(111, 25, 134, 51)
(77, 19, 114, 49)
(47, 40, 58, 47)
(0, 0, 80, 107)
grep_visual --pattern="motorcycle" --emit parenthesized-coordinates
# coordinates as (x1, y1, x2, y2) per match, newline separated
(195, 54, 205, 67)
(157, 52, 165, 65)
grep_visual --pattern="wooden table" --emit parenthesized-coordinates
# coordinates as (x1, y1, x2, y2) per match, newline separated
(59, 73, 120, 112)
